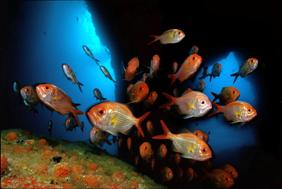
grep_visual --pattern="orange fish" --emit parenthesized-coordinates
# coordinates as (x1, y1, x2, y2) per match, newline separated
(172, 61, 178, 73)
(139, 142, 153, 161)
(124, 57, 139, 81)
(35, 84, 83, 124)
(211, 101, 257, 124)
(206, 169, 235, 189)
(169, 54, 202, 84)
(148, 54, 160, 78)
(144, 91, 158, 107)
(222, 164, 238, 179)
(127, 81, 149, 104)
(153, 120, 212, 161)
(87, 101, 150, 137)
(211, 86, 240, 104)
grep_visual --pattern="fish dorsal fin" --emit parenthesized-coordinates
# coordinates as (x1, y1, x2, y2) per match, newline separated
(127, 84, 133, 92)
(179, 128, 192, 134)
(183, 88, 193, 95)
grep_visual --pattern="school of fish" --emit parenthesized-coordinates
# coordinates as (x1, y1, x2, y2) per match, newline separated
(12, 27, 259, 188)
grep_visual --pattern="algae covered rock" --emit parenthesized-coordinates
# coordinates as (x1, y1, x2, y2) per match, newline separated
(0, 129, 164, 189)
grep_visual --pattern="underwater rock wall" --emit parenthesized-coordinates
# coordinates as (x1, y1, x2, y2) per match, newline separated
(0, 129, 163, 189)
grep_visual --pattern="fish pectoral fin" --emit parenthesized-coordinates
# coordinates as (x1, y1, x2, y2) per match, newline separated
(181, 154, 193, 159)
(72, 103, 81, 107)
(183, 115, 194, 119)
(230, 121, 241, 124)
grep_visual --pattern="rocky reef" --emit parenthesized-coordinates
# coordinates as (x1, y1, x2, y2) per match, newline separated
(0, 129, 163, 189)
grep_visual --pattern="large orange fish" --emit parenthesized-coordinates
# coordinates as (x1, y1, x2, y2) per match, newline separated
(161, 89, 212, 119)
(87, 101, 150, 137)
(169, 54, 202, 84)
(153, 120, 212, 161)
(35, 84, 83, 125)
(211, 101, 257, 124)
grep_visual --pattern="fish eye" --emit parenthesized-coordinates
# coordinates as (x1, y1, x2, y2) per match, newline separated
(98, 109, 105, 115)
(45, 86, 49, 90)
(139, 87, 143, 91)
(201, 148, 207, 153)
(192, 56, 195, 60)
(233, 90, 235, 94)
(201, 101, 205, 104)
(248, 109, 251, 112)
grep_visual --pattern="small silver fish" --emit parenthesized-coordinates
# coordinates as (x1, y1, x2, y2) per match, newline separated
(199, 66, 209, 79)
(196, 80, 206, 92)
(189, 45, 199, 55)
(148, 29, 185, 45)
(82, 45, 100, 64)
(231, 57, 258, 83)
(99, 65, 116, 83)
(93, 88, 106, 101)
(62, 64, 83, 92)
(199, 63, 222, 81)
(209, 63, 222, 81)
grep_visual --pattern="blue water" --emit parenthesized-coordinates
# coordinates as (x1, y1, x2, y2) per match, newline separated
(12, 1, 119, 155)
(9, 1, 262, 165)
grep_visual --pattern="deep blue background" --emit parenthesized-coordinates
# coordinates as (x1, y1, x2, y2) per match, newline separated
(1, 1, 280, 188)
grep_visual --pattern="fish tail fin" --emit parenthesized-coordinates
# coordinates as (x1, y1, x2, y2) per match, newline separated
(199, 66, 208, 79)
(94, 57, 100, 63)
(168, 74, 177, 85)
(199, 75, 205, 80)
(230, 72, 239, 83)
(77, 81, 83, 93)
(211, 92, 219, 102)
(209, 74, 213, 81)
(71, 109, 84, 125)
(152, 120, 172, 140)
(136, 112, 151, 137)
(160, 92, 176, 110)
(208, 103, 223, 117)
(147, 35, 160, 45)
